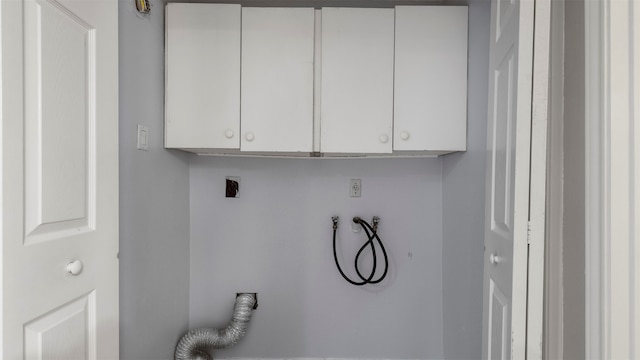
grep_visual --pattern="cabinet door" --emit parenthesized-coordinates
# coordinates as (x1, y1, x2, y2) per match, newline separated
(165, 3, 240, 149)
(241, 8, 315, 152)
(394, 6, 468, 152)
(321, 8, 394, 154)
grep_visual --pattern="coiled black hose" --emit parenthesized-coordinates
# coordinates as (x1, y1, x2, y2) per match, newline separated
(332, 216, 389, 286)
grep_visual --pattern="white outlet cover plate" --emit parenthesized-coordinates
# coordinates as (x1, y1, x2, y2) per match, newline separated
(350, 179, 361, 197)
(137, 124, 149, 150)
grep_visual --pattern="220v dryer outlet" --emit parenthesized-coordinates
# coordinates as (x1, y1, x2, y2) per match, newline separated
(226, 177, 240, 198)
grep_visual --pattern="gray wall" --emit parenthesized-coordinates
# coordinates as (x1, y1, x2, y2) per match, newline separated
(544, 0, 565, 357)
(119, 1, 191, 359)
(441, 0, 489, 359)
(189, 157, 444, 359)
(562, 0, 585, 358)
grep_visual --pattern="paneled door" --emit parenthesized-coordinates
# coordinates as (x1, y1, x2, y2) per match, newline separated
(1, 0, 119, 358)
(481, 0, 535, 359)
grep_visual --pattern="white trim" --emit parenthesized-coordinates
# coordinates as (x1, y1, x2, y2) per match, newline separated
(607, 1, 637, 357)
(527, 0, 551, 358)
(586, 0, 640, 358)
(0, 0, 4, 355)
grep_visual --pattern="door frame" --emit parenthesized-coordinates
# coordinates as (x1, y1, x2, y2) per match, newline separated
(585, 0, 640, 358)
(527, 0, 551, 358)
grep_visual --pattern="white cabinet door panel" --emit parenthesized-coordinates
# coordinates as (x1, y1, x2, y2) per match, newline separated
(165, 3, 241, 149)
(394, 6, 468, 152)
(321, 8, 394, 154)
(241, 7, 314, 152)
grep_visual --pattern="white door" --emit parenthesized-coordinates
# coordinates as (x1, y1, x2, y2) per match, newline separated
(481, 0, 535, 359)
(320, 7, 394, 154)
(1, 0, 119, 358)
(241, 7, 315, 153)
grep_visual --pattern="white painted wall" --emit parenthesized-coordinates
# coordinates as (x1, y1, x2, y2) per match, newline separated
(441, 0, 489, 358)
(119, 1, 191, 359)
(189, 157, 444, 359)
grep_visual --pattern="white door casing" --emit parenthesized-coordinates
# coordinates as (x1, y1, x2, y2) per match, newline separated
(1, 0, 119, 358)
(482, 0, 535, 359)
(585, 0, 640, 358)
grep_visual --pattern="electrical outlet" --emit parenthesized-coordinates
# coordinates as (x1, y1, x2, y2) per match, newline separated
(350, 179, 361, 197)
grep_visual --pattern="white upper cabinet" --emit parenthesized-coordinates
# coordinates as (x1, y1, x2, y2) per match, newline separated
(165, 3, 241, 149)
(393, 6, 468, 152)
(164, 4, 469, 157)
(241, 8, 315, 152)
(320, 8, 395, 154)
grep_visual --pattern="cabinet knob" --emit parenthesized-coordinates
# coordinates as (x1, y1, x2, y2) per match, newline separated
(489, 253, 502, 265)
(400, 131, 410, 141)
(379, 134, 389, 144)
(225, 130, 234, 139)
(66, 260, 84, 276)
(245, 132, 255, 142)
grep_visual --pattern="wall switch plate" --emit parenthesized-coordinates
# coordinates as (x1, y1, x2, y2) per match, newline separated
(137, 124, 149, 150)
(226, 176, 240, 198)
(350, 179, 361, 197)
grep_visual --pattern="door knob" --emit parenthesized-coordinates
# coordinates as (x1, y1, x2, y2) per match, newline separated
(66, 260, 84, 276)
(489, 253, 502, 265)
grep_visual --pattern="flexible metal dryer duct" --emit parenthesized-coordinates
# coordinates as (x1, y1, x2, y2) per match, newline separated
(175, 293, 257, 360)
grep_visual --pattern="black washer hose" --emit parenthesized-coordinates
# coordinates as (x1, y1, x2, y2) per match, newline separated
(332, 217, 389, 286)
